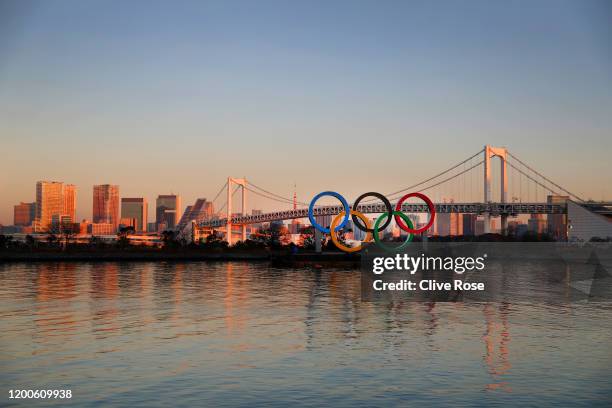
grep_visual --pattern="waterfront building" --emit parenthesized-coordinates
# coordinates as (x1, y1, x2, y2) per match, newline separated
(76, 220, 89, 235)
(353, 218, 367, 241)
(314, 215, 333, 232)
(87, 223, 115, 235)
(177, 198, 214, 230)
(121, 198, 148, 232)
(0, 225, 19, 234)
(51, 214, 73, 231)
(119, 217, 138, 230)
(398, 214, 420, 238)
(63, 184, 77, 222)
(343, 219, 355, 240)
(250, 209, 264, 232)
(528, 214, 547, 234)
(436, 213, 449, 236)
(288, 219, 303, 234)
(436, 212, 463, 236)
(156, 194, 182, 231)
(547, 195, 569, 240)
(516, 223, 528, 237)
(475, 218, 485, 236)
(14, 202, 36, 226)
(36, 181, 64, 230)
(462, 214, 477, 236)
(93, 184, 119, 231)
(507, 220, 520, 236)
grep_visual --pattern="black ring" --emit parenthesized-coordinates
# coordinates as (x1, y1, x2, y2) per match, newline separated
(351, 192, 393, 233)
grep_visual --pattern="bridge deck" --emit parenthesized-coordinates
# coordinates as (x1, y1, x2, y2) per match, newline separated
(196, 202, 567, 228)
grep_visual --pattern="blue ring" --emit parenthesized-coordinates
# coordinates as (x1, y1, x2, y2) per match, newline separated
(308, 191, 350, 233)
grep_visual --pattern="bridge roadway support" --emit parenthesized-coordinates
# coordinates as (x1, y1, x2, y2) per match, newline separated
(226, 177, 247, 245)
(484, 145, 508, 235)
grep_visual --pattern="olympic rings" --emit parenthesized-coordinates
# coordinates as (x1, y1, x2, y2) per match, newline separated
(330, 211, 373, 253)
(373, 211, 414, 252)
(308, 191, 350, 233)
(394, 192, 435, 234)
(351, 192, 392, 233)
(307, 190, 436, 253)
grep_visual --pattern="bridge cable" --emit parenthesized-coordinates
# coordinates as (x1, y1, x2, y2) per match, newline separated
(211, 181, 228, 204)
(248, 181, 310, 206)
(243, 185, 298, 206)
(507, 151, 584, 202)
(249, 149, 485, 208)
(360, 148, 485, 203)
(506, 161, 562, 198)
(391, 160, 484, 199)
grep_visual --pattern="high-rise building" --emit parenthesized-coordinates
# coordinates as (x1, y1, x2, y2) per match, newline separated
(14, 202, 36, 226)
(63, 184, 77, 222)
(351, 217, 371, 241)
(436, 213, 450, 236)
(177, 198, 214, 230)
(435, 212, 463, 236)
(397, 214, 420, 238)
(314, 215, 333, 232)
(51, 214, 73, 230)
(547, 195, 569, 240)
(121, 198, 148, 232)
(36, 181, 64, 230)
(93, 185, 119, 231)
(288, 219, 303, 234)
(462, 214, 477, 236)
(515, 223, 528, 237)
(475, 218, 486, 235)
(451, 214, 463, 236)
(156, 194, 182, 231)
(251, 209, 264, 232)
(507, 220, 521, 236)
(528, 214, 546, 234)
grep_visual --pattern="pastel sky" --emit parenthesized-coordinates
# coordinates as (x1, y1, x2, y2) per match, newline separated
(1, 0, 611, 224)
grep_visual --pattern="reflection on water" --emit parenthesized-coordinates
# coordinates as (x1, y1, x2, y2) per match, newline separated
(1, 262, 611, 407)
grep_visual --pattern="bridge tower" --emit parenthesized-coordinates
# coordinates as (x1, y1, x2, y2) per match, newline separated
(483, 145, 508, 234)
(226, 177, 247, 245)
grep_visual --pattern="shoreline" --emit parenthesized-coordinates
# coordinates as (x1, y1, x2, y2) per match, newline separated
(0, 250, 359, 264)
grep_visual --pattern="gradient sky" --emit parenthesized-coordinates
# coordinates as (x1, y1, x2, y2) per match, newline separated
(1, 0, 611, 224)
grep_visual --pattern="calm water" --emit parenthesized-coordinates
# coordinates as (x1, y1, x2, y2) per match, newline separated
(1, 262, 611, 407)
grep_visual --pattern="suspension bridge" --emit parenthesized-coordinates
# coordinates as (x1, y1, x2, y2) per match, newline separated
(180, 145, 610, 244)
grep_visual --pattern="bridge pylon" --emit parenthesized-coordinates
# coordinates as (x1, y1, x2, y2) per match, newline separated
(226, 177, 247, 245)
(483, 145, 508, 235)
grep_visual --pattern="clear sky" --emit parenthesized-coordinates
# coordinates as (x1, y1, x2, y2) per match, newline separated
(1, 0, 611, 224)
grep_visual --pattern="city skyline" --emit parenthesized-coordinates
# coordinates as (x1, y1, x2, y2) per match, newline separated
(3, 176, 575, 233)
(3, 157, 610, 242)
(1, 0, 611, 224)
(1, 157, 608, 227)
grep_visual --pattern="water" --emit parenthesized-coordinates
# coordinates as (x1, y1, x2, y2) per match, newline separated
(1, 262, 611, 407)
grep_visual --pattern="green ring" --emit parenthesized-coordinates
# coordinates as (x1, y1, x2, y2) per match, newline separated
(373, 211, 414, 252)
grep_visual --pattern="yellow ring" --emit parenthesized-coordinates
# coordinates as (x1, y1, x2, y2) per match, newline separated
(330, 210, 373, 253)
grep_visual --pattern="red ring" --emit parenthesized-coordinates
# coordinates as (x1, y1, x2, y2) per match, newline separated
(394, 192, 436, 234)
